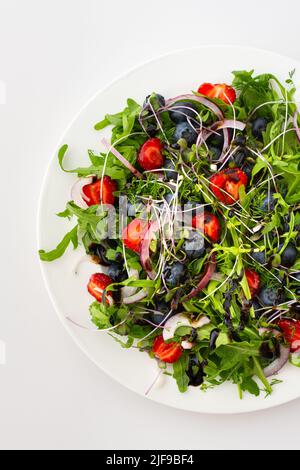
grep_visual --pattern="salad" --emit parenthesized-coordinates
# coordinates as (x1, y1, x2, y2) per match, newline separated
(39, 70, 300, 398)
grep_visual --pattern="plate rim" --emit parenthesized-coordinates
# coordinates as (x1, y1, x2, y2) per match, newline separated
(37, 45, 300, 414)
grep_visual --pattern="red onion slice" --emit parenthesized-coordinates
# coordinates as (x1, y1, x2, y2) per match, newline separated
(71, 176, 94, 209)
(123, 288, 148, 305)
(215, 119, 246, 131)
(140, 221, 159, 280)
(184, 253, 217, 300)
(102, 138, 143, 179)
(259, 328, 290, 378)
(122, 268, 139, 299)
(163, 313, 210, 341)
(166, 94, 224, 120)
(293, 112, 300, 143)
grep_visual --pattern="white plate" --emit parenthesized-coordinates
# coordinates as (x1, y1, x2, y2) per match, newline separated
(38, 46, 300, 414)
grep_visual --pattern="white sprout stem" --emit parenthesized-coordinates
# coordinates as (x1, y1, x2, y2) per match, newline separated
(145, 369, 164, 396)
(66, 314, 131, 333)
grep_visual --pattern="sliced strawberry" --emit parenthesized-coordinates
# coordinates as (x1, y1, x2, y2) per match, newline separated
(82, 176, 117, 206)
(152, 336, 183, 364)
(245, 269, 261, 298)
(87, 273, 114, 304)
(138, 138, 164, 171)
(192, 212, 221, 243)
(198, 83, 236, 104)
(122, 219, 150, 254)
(210, 168, 248, 205)
(278, 319, 300, 352)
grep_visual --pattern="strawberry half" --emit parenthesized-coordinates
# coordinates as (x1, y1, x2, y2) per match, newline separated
(192, 212, 221, 243)
(122, 218, 150, 254)
(245, 269, 261, 298)
(152, 336, 183, 364)
(198, 83, 236, 104)
(82, 176, 117, 206)
(210, 168, 248, 205)
(87, 273, 114, 305)
(138, 138, 164, 171)
(278, 319, 300, 352)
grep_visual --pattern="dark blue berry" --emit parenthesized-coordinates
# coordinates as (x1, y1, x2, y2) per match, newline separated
(108, 263, 127, 282)
(183, 231, 205, 259)
(164, 158, 178, 181)
(164, 262, 187, 288)
(143, 93, 165, 108)
(280, 243, 298, 268)
(252, 117, 268, 139)
(260, 191, 277, 212)
(173, 122, 198, 147)
(169, 101, 198, 124)
(258, 287, 283, 307)
(252, 251, 267, 265)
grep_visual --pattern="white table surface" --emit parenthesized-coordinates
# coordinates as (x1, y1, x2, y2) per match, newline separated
(1, 0, 300, 450)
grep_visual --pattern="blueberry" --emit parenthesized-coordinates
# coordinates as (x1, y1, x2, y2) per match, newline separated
(143, 93, 165, 108)
(146, 123, 158, 137)
(258, 287, 283, 307)
(242, 163, 254, 180)
(260, 191, 277, 212)
(164, 262, 187, 288)
(207, 132, 224, 149)
(234, 134, 246, 146)
(280, 243, 298, 268)
(149, 299, 171, 325)
(183, 231, 205, 259)
(164, 158, 178, 181)
(169, 101, 198, 124)
(209, 146, 222, 160)
(108, 263, 127, 282)
(252, 251, 267, 265)
(252, 117, 268, 139)
(173, 122, 198, 147)
(164, 192, 175, 205)
(233, 149, 247, 166)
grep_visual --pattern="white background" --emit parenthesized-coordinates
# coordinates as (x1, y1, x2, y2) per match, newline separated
(1, 0, 300, 450)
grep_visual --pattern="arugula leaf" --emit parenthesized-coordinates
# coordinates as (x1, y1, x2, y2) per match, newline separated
(39, 225, 78, 262)
(173, 355, 189, 393)
(215, 342, 260, 370)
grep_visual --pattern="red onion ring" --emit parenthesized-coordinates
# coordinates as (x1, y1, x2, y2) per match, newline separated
(293, 112, 300, 143)
(123, 288, 148, 305)
(102, 138, 143, 179)
(184, 253, 217, 300)
(215, 119, 246, 131)
(71, 176, 94, 209)
(165, 94, 224, 120)
(259, 328, 290, 378)
(140, 221, 160, 280)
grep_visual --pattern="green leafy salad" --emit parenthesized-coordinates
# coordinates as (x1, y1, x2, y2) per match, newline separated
(39, 70, 300, 398)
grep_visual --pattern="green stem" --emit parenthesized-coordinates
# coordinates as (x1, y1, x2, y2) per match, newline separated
(253, 357, 272, 395)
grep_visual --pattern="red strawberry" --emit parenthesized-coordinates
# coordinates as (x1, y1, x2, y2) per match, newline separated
(245, 269, 261, 298)
(192, 212, 221, 243)
(122, 219, 150, 254)
(278, 319, 300, 352)
(138, 138, 164, 171)
(87, 273, 114, 304)
(198, 83, 236, 104)
(210, 168, 248, 205)
(82, 176, 117, 206)
(152, 336, 183, 364)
